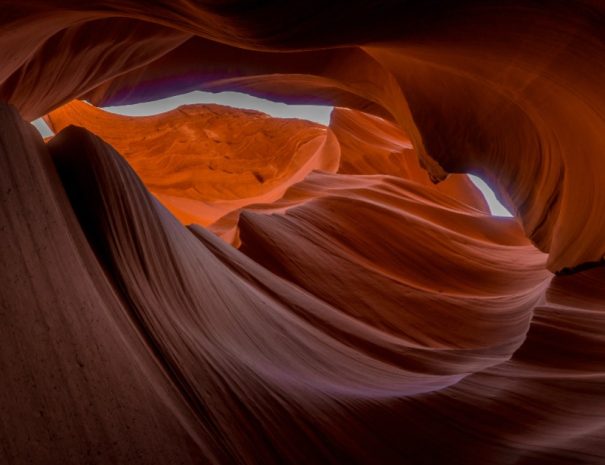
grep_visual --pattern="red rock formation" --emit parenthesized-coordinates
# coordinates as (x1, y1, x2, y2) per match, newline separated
(45, 101, 487, 235)
(330, 107, 489, 212)
(3, 1, 603, 270)
(0, 106, 209, 464)
(1, 1, 604, 464)
(46, 100, 339, 225)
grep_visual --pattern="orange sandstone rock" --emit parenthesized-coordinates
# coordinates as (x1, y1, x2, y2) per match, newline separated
(47, 100, 339, 225)
(0, 1, 604, 464)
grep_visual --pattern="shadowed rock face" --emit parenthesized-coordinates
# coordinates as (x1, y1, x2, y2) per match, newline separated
(1, 2, 604, 464)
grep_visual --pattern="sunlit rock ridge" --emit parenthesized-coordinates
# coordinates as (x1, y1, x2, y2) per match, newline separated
(0, 2, 604, 464)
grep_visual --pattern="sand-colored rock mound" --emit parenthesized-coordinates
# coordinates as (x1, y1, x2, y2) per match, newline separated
(46, 100, 339, 225)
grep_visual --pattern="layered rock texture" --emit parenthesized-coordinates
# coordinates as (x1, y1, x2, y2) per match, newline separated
(1, 1, 604, 464)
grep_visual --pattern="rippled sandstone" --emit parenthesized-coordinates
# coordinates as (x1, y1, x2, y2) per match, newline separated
(1, 1, 604, 464)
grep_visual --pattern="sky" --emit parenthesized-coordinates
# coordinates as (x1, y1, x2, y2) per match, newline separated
(103, 91, 334, 125)
(32, 118, 53, 137)
(32, 91, 511, 217)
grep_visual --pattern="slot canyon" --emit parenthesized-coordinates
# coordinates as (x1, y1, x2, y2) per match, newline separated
(0, 1, 604, 464)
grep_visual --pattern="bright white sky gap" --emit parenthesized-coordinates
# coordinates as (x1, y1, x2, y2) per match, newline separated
(32, 118, 53, 137)
(467, 175, 511, 217)
(32, 90, 511, 217)
(105, 91, 334, 125)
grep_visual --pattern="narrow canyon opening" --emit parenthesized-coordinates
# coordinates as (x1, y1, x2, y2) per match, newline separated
(34, 91, 512, 230)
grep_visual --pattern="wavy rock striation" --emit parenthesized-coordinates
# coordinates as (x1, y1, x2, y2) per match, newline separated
(1, 1, 605, 464)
